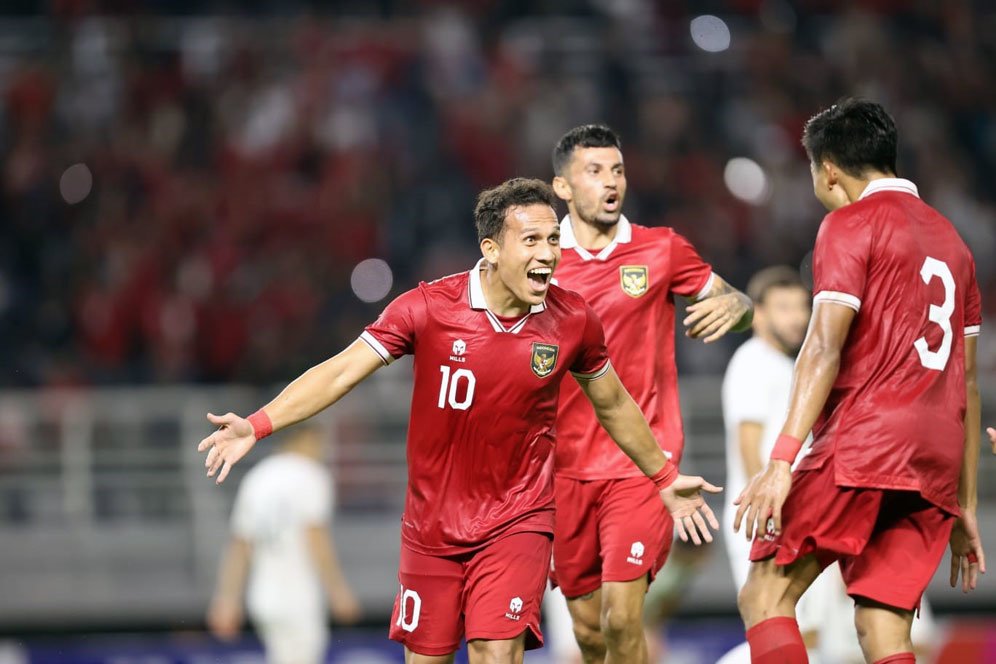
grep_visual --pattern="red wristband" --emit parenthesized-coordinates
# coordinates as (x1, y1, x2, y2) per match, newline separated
(650, 461, 678, 491)
(771, 433, 803, 464)
(247, 409, 273, 441)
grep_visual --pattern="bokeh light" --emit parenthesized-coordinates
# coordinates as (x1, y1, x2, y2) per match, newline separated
(351, 259, 394, 303)
(690, 15, 731, 52)
(59, 163, 93, 205)
(723, 157, 770, 204)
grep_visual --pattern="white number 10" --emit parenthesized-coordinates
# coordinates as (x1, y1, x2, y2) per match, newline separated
(438, 366, 476, 410)
(914, 257, 955, 371)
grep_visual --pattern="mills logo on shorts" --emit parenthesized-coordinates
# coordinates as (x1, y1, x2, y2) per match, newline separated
(763, 518, 778, 542)
(530, 343, 559, 378)
(626, 541, 645, 565)
(620, 265, 649, 298)
(505, 596, 524, 621)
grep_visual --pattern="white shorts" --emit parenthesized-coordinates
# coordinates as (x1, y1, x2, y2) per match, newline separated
(252, 613, 329, 664)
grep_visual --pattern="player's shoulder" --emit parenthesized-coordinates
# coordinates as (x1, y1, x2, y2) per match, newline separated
(545, 282, 589, 314)
(630, 222, 681, 245)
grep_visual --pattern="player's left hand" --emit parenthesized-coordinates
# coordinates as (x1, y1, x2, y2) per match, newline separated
(987, 427, 996, 454)
(949, 509, 986, 593)
(733, 460, 792, 541)
(684, 292, 751, 343)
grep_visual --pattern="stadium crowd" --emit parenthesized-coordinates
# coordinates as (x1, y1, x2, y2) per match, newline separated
(1, 0, 994, 386)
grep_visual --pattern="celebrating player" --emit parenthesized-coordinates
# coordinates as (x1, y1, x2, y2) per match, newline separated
(548, 125, 752, 664)
(198, 178, 721, 664)
(734, 99, 984, 664)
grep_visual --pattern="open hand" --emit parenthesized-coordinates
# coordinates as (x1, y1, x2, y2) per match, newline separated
(684, 292, 751, 343)
(198, 412, 256, 484)
(330, 587, 363, 625)
(950, 509, 986, 593)
(659, 474, 723, 545)
(734, 461, 792, 541)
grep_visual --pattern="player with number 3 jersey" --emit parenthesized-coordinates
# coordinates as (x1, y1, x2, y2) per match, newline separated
(735, 99, 984, 664)
(196, 178, 721, 664)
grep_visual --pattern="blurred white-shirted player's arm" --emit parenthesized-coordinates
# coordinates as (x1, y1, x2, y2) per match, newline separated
(207, 536, 252, 641)
(737, 423, 765, 480)
(576, 364, 723, 545)
(734, 301, 854, 541)
(306, 525, 363, 624)
(950, 335, 985, 592)
(199, 340, 385, 483)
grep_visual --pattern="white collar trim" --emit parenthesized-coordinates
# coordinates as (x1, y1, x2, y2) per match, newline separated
(468, 259, 545, 333)
(859, 178, 919, 201)
(560, 214, 632, 261)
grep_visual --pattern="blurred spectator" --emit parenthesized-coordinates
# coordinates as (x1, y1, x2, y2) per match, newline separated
(1, 1, 994, 386)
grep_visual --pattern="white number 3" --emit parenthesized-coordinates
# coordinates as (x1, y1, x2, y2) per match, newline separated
(914, 257, 955, 371)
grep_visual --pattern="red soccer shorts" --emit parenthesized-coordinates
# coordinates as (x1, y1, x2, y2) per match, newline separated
(750, 457, 955, 611)
(389, 531, 551, 656)
(552, 475, 673, 598)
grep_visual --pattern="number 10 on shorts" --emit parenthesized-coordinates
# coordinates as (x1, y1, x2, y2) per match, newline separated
(396, 585, 422, 632)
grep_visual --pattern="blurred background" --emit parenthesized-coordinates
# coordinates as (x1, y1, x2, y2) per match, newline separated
(1, 0, 995, 662)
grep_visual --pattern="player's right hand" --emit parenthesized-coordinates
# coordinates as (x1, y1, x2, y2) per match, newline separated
(659, 474, 723, 546)
(198, 412, 256, 484)
(987, 427, 996, 454)
(949, 509, 985, 593)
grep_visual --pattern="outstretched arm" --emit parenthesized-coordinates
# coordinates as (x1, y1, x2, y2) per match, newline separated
(734, 301, 854, 540)
(684, 275, 753, 343)
(576, 366, 722, 544)
(199, 340, 385, 483)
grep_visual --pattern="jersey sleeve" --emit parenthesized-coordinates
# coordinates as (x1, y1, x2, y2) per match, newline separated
(723, 347, 769, 425)
(669, 231, 715, 299)
(965, 257, 981, 337)
(811, 211, 871, 312)
(360, 287, 427, 364)
(570, 303, 611, 381)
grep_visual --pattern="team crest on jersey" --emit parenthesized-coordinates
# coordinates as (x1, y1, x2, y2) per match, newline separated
(530, 343, 559, 378)
(620, 265, 649, 298)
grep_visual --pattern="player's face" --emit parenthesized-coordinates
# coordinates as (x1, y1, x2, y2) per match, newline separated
(559, 147, 627, 226)
(491, 204, 561, 306)
(759, 286, 811, 355)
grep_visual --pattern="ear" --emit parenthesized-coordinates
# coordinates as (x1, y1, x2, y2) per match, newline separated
(822, 160, 839, 188)
(480, 236, 500, 264)
(552, 176, 572, 202)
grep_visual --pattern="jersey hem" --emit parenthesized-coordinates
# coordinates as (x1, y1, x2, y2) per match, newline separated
(691, 271, 715, 301)
(571, 360, 611, 381)
(813, 290, 861, 312)
(400, 515, 554, 557)
(965, 324, 981, 337)
(832, 472, 960, 517)
(359, 331, 394, 364)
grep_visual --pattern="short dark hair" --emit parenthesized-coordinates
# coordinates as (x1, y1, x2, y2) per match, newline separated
(801, 98, 898, 177)
(552, 124, 622, 176)
(747, 265, 807, 305)
(474, 178, 557, 243)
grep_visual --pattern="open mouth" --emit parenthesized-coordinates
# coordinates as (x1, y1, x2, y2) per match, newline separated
(603, 192, 620, 212)
(527, 266, 553, 292)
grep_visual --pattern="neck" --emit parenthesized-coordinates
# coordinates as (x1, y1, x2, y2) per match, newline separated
(480, 263, 530, 317)
(568, 207, 619, 251)
(843, 170, 895, 203)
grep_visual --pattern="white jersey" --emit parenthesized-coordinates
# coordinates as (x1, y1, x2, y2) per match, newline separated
(722, 336, 795, 534)
(231, 452, 333, 623)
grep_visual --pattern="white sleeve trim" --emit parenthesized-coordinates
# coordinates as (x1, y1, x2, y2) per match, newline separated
(692, 272, 715, 301)
(359, 331, 395, 365)
(813, 290, 861, 312)
(571, 360, 612, 382)
(965, 324, 981, 337)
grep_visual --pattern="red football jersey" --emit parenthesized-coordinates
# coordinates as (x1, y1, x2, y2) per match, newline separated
(797, 178, 982, 515)
(553, 216, 713, 479)
(361, 260, 611, 555)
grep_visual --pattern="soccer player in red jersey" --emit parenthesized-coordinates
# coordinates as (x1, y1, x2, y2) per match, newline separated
(735, 99, 985, 664)
(548, 125, 753, 663)
(197, 178, 722, 664)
